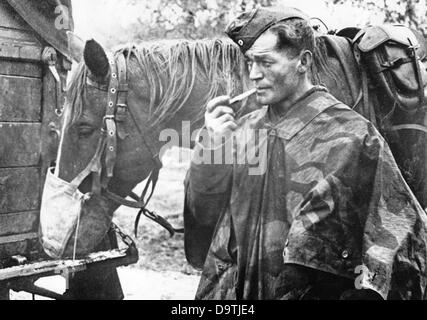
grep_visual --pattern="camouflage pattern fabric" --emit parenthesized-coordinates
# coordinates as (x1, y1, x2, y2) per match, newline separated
(183, 87, 427, 300)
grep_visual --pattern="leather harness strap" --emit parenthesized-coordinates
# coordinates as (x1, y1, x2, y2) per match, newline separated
(351, 38, 378, 127)
(105, 56, 119, 178)
(390, 123, 427, 135)
(115, 53, 130, 140)
(87, 50, 183, 237)
(361, 63, 378, 127)
(407, 38, 426, 108)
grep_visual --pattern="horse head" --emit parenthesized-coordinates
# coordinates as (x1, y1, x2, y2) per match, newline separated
(58, 39, 160, 194)
(41, 39, 165, 257)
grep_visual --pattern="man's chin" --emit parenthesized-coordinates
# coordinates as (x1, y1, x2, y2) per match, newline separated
(256, 95, 272, 106)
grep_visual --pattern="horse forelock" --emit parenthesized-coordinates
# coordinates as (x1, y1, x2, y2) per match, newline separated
(116, 38, 248, 126)
(65, 62, 88, 129)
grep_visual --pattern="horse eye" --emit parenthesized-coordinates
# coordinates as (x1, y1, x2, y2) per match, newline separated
(77, 125, 96, 138)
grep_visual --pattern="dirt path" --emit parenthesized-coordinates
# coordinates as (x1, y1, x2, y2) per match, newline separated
(118, 268, 199, 300)
(11, 268, 199, 300)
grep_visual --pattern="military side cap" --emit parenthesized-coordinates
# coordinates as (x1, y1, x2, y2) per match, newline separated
(225, 7, 310, 53)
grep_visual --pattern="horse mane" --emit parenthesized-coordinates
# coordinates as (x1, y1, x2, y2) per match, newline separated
(66, 36, 332, 128)
(117, 38, 249, 126)
(65, 38, 248, 127)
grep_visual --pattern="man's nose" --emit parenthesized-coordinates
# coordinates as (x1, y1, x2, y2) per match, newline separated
(249, 63, 263, 81)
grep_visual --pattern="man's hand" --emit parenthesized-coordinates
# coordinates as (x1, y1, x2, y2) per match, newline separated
(205, 96, 238, 148)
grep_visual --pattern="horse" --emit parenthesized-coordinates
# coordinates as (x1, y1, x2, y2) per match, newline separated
(50, 30, 427, 259)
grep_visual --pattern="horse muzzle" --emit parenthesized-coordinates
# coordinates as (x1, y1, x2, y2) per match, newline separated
(40, 167, 113, 259)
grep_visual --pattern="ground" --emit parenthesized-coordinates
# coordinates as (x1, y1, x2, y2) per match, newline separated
(10, 147, 202, 300)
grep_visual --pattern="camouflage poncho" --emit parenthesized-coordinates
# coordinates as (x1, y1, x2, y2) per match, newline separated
(183, 88, 427, 300)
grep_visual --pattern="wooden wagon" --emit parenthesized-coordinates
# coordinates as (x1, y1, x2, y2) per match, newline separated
(0, 0, 137, 299)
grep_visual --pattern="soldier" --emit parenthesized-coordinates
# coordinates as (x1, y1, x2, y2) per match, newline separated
(183, 6, 427, 300)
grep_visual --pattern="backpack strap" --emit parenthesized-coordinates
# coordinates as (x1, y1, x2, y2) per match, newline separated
(355, 25, 426, 112)
(407, 37, 426, 107)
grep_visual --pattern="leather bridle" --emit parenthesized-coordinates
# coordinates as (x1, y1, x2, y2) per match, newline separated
(84, 51, 183, 237)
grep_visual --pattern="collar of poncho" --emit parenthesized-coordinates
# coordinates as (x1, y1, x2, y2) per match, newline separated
(266, 85, 341, 140)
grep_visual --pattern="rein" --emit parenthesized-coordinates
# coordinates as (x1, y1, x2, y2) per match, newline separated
(86, 51, 183, 238)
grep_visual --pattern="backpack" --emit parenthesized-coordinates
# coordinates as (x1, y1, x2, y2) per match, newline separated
(354, 25, 427, 111)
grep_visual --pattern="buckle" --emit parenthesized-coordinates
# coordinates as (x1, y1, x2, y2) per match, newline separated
(407, 37, 420, 58)
(102, 115, 116, 130)
(103, 115, 115, 122)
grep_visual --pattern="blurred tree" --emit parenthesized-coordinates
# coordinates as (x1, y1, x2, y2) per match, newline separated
(119, 0, 276, 42)
(91, 0, 426, 48)
(328, 0, 427, 35)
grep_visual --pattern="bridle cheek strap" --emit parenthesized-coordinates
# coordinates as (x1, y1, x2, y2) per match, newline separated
(104, 56, 120, 178)
(104, 117, 117, 177)
(99, 51, 183, 237)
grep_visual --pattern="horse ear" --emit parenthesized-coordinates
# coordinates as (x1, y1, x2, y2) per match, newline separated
(84, 39, 109, 79)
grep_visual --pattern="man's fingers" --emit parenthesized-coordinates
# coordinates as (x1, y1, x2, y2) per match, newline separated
(217, 113, 235, 124)
(206, 95, 231, 113)
(210, 106, 235, 118)
(220, 121, 238, 132)
(205, 96, 238, 140)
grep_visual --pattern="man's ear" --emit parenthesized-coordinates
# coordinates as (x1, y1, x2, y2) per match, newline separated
(298, 50, 313, 73)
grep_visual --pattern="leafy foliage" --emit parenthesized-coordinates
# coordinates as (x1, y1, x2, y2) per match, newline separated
(330, 0, 427, 35)
(121, 0, 275, 41)
(81, 0, 426, 48)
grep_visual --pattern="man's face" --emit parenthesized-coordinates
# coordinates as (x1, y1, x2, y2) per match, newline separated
(245, 31, 301, 107)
